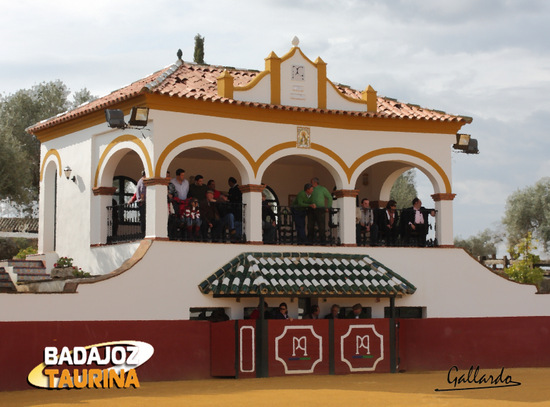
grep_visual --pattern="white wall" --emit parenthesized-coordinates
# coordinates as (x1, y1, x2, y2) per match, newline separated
(1, 244, 548, 322)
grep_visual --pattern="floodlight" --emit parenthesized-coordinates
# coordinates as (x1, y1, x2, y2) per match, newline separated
(105, 109, 126, 129)
(129, 107, 149, 127)
(453, 133, 479, 154)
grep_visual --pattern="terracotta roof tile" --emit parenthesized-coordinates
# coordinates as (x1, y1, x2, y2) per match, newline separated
(27, 60, 471, 134)
(0, 217, 39, 233)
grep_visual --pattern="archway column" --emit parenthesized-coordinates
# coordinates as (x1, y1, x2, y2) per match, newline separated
(431, 193, 456, 247)
(92, 186, 117, 244)
(333, 189, 359, 246)
(144, 178, 170, 240)
(241, 184, 265, 244)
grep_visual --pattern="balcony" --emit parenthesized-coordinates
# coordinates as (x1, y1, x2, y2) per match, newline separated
(106, 201, 437, 247)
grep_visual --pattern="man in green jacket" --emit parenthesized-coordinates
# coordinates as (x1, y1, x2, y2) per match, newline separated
(291, 183, 314, 243)
(310, 177, 333, 243)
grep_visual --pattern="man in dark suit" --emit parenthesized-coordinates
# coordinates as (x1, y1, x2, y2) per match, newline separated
(401, 197, 436, 247)
(378, 200, 399, 246)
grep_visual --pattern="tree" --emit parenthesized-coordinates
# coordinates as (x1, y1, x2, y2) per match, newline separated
(390, 169, 418, 209)
(505, 232, 544, 286)
(194, 34, 205, 64)
(0, 81, 95, 207)
(454, 228, 502, 258)
(502, 177, 550, 253)
(70, 88, 96, 109)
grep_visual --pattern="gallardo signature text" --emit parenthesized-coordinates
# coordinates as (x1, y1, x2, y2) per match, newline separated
(435, 366, 521, 392)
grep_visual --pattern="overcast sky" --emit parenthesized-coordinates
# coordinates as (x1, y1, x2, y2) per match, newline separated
(1, 0, 549, 242)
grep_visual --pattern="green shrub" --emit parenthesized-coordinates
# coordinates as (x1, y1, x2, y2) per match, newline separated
(15, 246, 38, 259)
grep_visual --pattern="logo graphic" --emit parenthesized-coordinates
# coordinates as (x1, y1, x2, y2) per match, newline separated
(292, 336, 308, 357)
(275, 326, 322, 374)
(28, 340, 154, 389)
(356, 334, 370, 355)
(340, 325, 384, 372)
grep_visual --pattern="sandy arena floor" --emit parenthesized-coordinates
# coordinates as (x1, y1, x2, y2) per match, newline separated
(1, 368, 549, 407)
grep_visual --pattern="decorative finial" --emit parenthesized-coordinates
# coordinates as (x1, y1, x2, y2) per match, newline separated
(292, 36, 300, 47)
(177, 49, 183, 60)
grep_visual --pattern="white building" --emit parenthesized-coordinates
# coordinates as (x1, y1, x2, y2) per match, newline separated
(0, 40, 547, 390)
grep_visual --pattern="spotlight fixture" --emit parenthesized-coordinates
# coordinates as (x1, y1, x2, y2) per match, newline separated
(129, 107, 149, 127)
(453, 133, 479, 154)
(105, 107, 150, 129)
(105, 109, 126, 129)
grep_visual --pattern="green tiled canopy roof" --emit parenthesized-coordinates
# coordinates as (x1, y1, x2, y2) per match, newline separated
(198, 252, 416, 298)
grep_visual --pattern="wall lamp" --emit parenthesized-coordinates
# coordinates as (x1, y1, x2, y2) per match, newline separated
(105, 107, 150, 129)
(64, 166, 76, 183)
(453, 133, 479, 154)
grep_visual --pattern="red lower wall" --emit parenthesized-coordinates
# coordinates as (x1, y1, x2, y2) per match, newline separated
(1, 316, 550, 391)
(398, 316, 550, 371)
(0, 320, 211, 391)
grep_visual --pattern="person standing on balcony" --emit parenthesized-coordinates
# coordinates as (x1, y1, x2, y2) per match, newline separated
(291, 183, 315, 244)
(189, 174, 208, 201)
(217, 193, 237, 239)
(310, 177, 333, 244)
(228, 177, 243, 237)
(168, 169, 189, 214)
(379, 200, 399, 246)
(401, 197, 435, 247)
(199, 190, 221, 241)
(169, 168, 189, 201)
(135, 171, 146, 234)
(207, 179, 221, 200)
(262, 193, 277, 244)
(356, 198, 379, 246)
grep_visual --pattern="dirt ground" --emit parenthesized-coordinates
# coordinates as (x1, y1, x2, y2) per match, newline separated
(1, 368, 549, 407)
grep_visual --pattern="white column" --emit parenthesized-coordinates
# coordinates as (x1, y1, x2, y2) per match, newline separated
(91, 187, 117, 245)
(431, 193, 456, 246)
(334, 190, 359, 246)
(144, 178, 169, 240)
(241, 184, 265, 244)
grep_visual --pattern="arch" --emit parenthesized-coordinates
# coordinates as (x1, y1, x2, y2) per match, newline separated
(41, 159, 59, 252)
(349, 148, 452, 194)
(256, 142, 348, 189)
(39, 149, 62, 182)
(155, 133, 255, 184)
(94, 135, 152, 188)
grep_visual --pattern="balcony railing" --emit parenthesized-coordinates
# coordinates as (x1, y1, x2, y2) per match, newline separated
(105, 202, 437, 247)
(168, 201, 247, 243)
(356, 208, 438, 247)
(107, 202, 145, 244)
(266, 206, 341, 246)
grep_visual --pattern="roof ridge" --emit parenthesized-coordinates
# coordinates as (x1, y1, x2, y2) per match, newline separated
(143, 59, 184, 92)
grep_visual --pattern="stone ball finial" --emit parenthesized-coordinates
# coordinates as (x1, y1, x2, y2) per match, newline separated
(292, 36, 300, 47)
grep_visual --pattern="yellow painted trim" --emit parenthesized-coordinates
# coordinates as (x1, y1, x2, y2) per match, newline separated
(266, 53, 281, 105)
(155, 133, 256, 177)
(280, 47, 317, 68)
(349, 147, 452, 193)
(327, 80, 368, 105)
(145, 94, 466, 135)
(316, 57, 327, 109)
(93, 135, 153, 188)
(256, 143, 451, 193)
(255, 142, 347, 181)
(217, 70, 234, 99)
(39, 149, 62, 182)
(233, 70, 270, 92)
